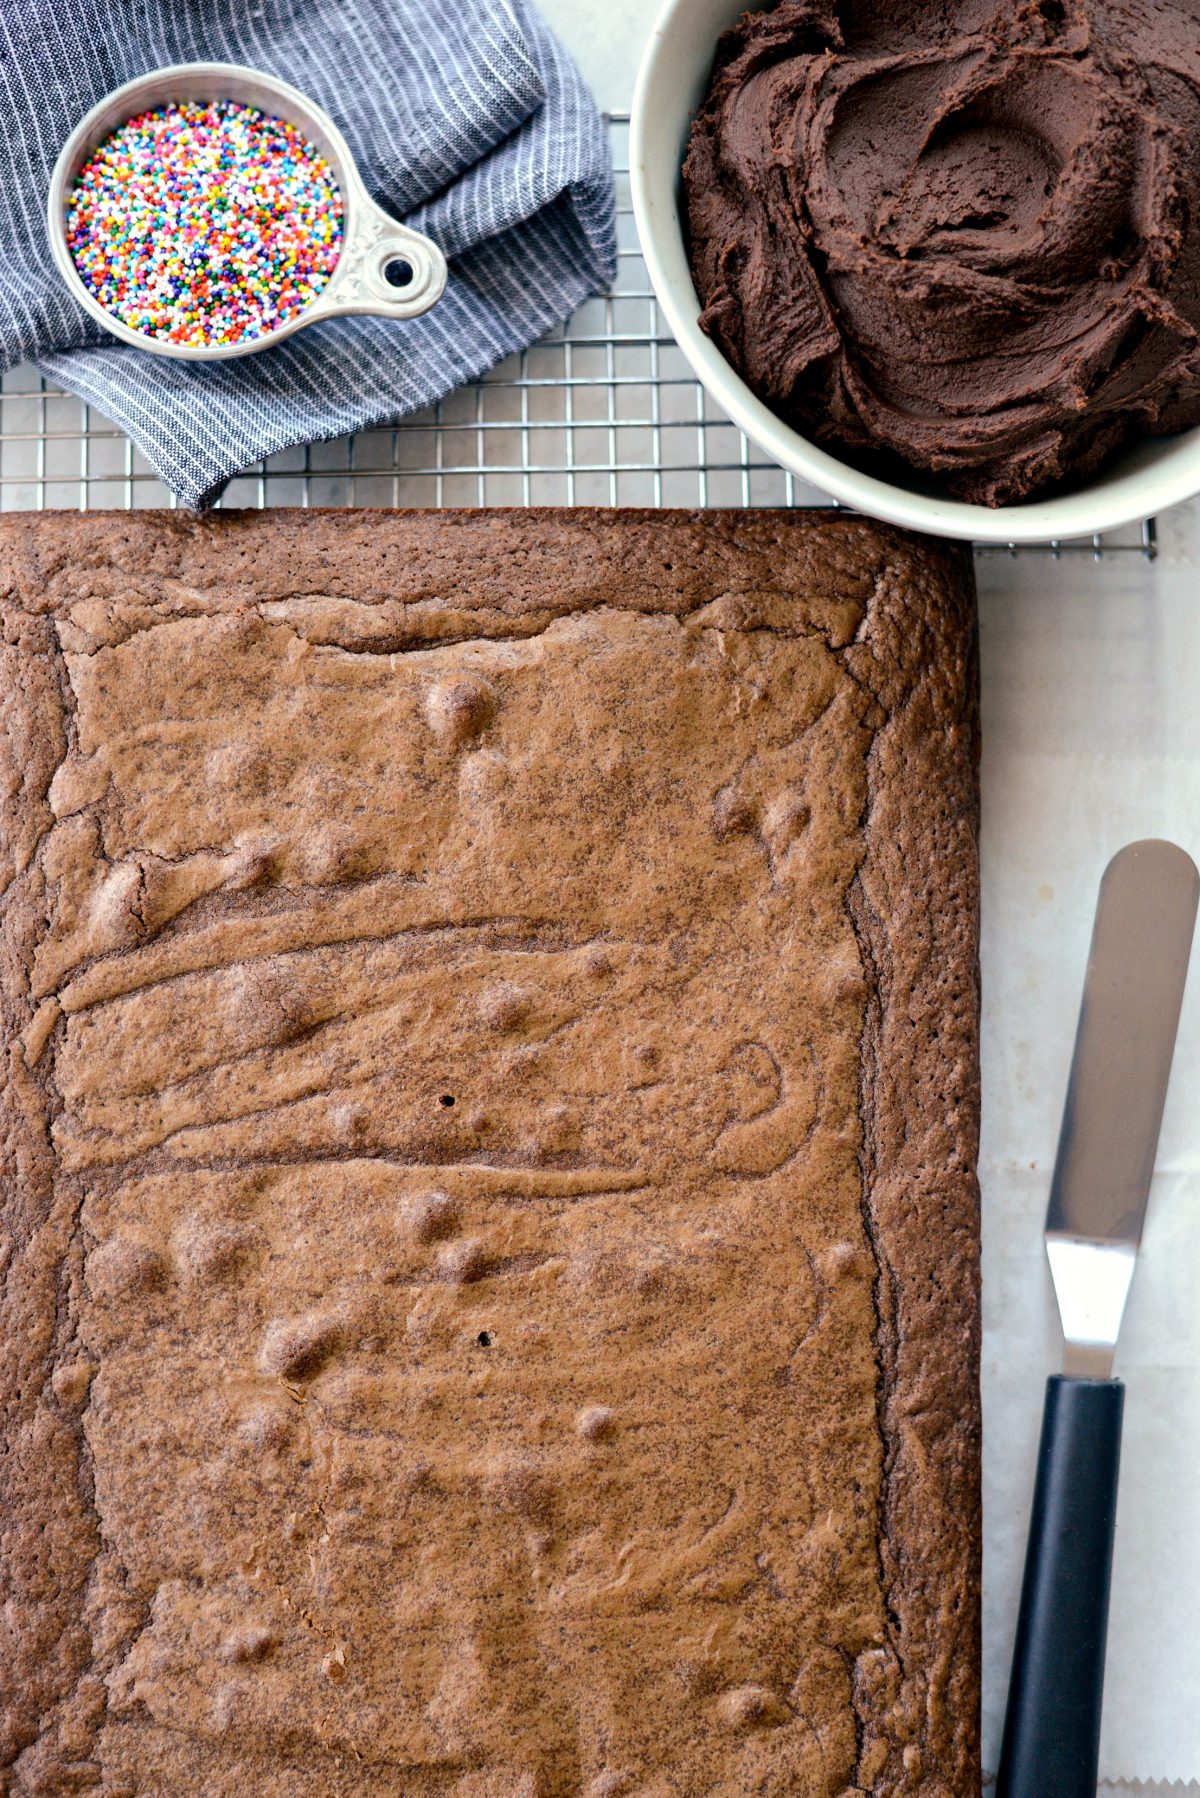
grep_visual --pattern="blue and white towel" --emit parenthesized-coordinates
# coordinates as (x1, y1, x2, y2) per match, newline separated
(0, 0, 615, 506)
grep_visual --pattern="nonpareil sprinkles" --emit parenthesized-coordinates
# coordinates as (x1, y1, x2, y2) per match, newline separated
(66, 100, 344, 348)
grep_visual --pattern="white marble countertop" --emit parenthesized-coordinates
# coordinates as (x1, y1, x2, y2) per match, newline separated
(539, 3, 1200, 1790)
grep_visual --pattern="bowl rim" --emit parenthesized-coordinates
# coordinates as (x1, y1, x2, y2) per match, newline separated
(629, 0, 1200, 545)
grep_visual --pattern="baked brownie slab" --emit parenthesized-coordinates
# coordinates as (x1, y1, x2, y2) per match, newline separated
(0, 510, 979, 1797)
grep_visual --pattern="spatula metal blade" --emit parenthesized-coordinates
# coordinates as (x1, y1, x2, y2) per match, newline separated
(1046, 839, 1198, 1375)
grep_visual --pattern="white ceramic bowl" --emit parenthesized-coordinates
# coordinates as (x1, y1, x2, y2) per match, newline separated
(48, 63, 447, 362)
(630, 0, 1200, 543)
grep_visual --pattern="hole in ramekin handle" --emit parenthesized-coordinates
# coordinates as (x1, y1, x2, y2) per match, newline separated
(311, 197, 449, 324)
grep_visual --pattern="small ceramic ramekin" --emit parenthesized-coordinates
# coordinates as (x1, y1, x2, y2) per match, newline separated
(630, 0, 1200, 544)
(48, 61, 448, 362)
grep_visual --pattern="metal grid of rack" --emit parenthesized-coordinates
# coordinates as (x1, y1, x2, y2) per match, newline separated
(0, 115, 1157, 559)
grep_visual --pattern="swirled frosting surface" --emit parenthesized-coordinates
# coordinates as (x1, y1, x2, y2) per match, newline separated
(684, 0, 1200, 504)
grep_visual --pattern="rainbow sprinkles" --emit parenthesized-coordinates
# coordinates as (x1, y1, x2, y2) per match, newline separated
(65, 99, 344, 349)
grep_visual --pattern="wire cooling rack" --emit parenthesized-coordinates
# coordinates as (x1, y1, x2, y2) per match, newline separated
(0, 116, 1158, 560)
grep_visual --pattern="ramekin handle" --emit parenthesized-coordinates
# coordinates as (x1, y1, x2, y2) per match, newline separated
(309, 192, 448, 324)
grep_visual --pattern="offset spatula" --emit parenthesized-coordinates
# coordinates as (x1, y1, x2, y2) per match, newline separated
(997, 839, 1199, 1798)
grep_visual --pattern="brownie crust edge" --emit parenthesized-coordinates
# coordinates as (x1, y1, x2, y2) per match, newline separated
(0, 508, 980, 1796)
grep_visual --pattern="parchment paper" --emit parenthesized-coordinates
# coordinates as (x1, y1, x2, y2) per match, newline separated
(977, 547, 1200, 1788)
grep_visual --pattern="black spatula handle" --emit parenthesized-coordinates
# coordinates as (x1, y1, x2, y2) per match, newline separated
(997, 1374, 1125, 1798)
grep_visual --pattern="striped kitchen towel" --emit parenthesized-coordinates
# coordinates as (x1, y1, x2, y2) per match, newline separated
(0, 0, 615, 506)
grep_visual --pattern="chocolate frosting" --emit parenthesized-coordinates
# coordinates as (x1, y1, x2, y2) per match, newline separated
(684, 0, 1200, 504)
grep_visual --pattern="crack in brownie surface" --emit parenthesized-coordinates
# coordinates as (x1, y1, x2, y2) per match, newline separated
(0, 509, 979, 1796)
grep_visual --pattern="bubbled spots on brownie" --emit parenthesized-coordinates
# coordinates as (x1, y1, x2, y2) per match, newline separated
(87, 1237, 168, 1301)
(423, 677, 495, 747)
(575, 1404, 616, 1442)
(219, 1624, 276, 1664)
(257, 1310, 342, 1381)
(438, 1237, 487, 1285)
(716, 1683, 791, 1731)
(401, 1189, 460, 1243)
(175, 1218, 257, 1284)
(52, 1359, 96, 1408)
(237, 1404, 292, 1452)
(711, 783, 758, 843)
(478, 979, 532, 1033)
